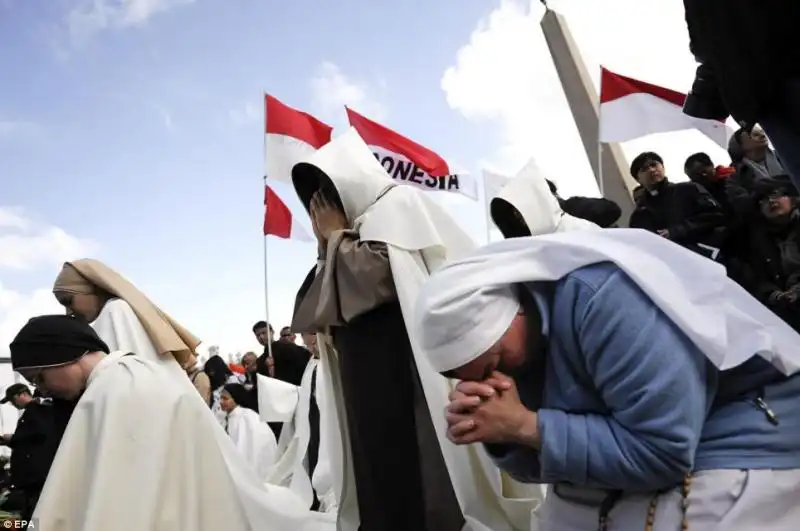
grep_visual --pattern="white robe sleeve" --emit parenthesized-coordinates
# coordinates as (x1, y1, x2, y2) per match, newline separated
(310, 360, 338, 513)
(227, 407, 279, 482)
(257, 374, 300, 423)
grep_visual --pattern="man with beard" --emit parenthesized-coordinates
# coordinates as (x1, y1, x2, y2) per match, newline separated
(412, 229, 800, 530)
(289, 128, 539, 531)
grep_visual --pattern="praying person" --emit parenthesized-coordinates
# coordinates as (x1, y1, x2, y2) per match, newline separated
(290, 128, 538, 531)
(220, 383, 278, 481)
(490, 159, 599, 238)
(52, 259, 200, 385)
(413, 229, 800, 530)
(9, 315, 335, 531)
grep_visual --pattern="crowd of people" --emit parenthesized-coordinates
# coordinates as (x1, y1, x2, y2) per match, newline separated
(0, 123, 798, 531)
(627, 126, 800, 334)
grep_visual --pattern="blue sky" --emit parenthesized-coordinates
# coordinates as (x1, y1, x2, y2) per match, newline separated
(0, 0, 731, 362)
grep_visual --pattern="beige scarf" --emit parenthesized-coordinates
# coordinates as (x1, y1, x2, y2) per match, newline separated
(53, 259, 200, 366)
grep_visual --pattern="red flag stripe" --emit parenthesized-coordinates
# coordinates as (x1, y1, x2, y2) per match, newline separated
(346, 107, 451, 177)
(263, 184, 292, 238)
(599, 67, 685, 107)
(265, 94, 333, 149)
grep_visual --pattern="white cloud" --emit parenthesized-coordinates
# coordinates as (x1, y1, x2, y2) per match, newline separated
(229, 101, 261, 126)
(442, 0, 731, 199)
(0, 285, 64, 358)
(309, 61, 387, 127)
(68, 0, 196, 39)
(0, 281, 50, 435)
(0, 207, 96, 271)
(0, 209, 30, 231)
(0, 208, 95, 377)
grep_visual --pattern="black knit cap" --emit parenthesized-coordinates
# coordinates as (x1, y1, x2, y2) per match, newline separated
(630, 152, 663, 179)
(9, 315, 109, 371)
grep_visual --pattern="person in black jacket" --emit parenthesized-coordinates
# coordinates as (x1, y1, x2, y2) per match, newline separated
(682, 0, 800, 189)
(252, 321, 310, 387)
(252, 321, 312, 439)
(546, 179, 622, 227)
(0, 384, 60, 522)
(735, 180, 800, 332)
(683, 152, 739, 211)
(629, 151, 726, 260)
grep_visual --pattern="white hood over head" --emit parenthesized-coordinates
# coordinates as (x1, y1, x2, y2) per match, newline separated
(292, 127, 394, 224)
(490, 159, 598, 237)
(415, 229, 800, 375)
(292, 127, 475, 254)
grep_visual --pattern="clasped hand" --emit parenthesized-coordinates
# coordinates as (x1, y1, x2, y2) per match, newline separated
(445, 371, 536, 446)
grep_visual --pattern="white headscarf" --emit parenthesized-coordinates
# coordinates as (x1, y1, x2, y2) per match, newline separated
(414, 229, 800, 375)
(417, 281, 520, 373)
(490, 158, 598, 237)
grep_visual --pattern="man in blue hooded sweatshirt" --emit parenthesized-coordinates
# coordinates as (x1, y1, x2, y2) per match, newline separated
(413, 229, 800, 531)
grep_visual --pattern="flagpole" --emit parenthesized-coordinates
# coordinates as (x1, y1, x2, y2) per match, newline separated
(597, 140, 605, 198)
(483, 176, 493, 244)
(262, 92, 273, 362)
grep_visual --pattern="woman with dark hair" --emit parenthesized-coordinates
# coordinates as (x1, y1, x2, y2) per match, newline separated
(204, 355, 243, 425)
(220, 383, 278, 481)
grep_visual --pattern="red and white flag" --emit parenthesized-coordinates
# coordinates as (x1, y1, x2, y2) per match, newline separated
(599, 68, 732, 148)
(263, 184, 312, 242)
(346, 107, 478, 200)
(265, 94, 333, 182)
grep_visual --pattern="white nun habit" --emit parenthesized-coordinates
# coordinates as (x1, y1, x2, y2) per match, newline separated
(290, 127, 544, 531)
(413, 229, 800, 530)
(490, 158, 598, 237)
